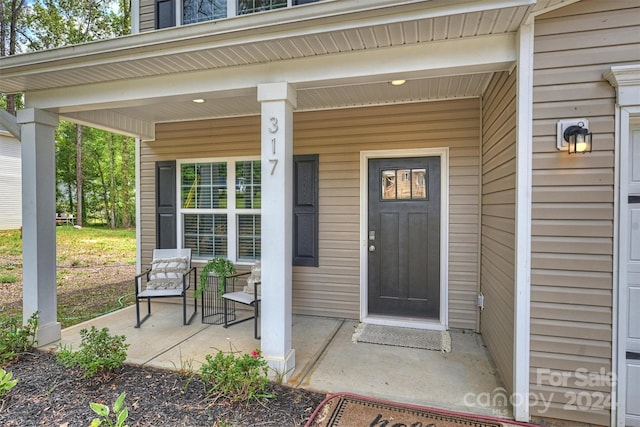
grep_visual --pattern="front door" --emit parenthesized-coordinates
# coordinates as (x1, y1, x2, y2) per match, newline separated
(368, 157, 440, 319)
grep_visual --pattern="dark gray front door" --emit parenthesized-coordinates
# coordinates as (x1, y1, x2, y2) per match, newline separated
(368, 157, 440, 319)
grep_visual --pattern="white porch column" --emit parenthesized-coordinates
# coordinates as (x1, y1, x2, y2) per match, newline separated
(17, 108, 60, 346)
(257, 82, 296, 378)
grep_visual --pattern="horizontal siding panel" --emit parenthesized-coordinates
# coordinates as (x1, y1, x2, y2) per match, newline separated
(531, 286, 612, 308)
(532, 220, 612, 237)
(530, 335, 611, 360)
(532, 203, 613, 220)
(531, 319, 611, 342)
(535, 25, 640, 53)
(533, 81, 614, 103)
(535, 44, 640, 70)
(531, 253, 612, 272)
(531, 271, 612, 290)
(531, 352, 611, 374)
(535, 6, 640, 36)
(530, 403, 610, 426)
(534, 64, 621, 86)
(532, 99, 614, 121)
(531, 302, 611, 324)
(532, 169, 614, 186)
(531, 236, 612, 254)
(532, 186, 612, 203)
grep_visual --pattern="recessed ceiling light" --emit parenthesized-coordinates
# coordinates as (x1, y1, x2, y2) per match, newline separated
(390, 79, 407, 86)
(192, 98, 205, 103)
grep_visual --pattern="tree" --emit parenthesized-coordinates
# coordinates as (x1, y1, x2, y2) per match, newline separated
(0, 0, 27, 115)
(22, 0, 133, 227)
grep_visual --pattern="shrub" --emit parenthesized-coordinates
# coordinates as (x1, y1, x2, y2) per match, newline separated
(56, 326, 129, 378)
(199, 348, 272, 402)
(89, 392, 129, 427)
(0, 274, 18, 283)
(0, 312, 38, 362)
(0, 368, 18, 398)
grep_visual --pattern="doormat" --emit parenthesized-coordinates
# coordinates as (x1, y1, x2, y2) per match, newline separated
(305, 393, 540, 427)
(352, 323, 451, 352)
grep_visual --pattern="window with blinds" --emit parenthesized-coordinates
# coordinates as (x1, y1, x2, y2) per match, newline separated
(179, 159, 260, 262)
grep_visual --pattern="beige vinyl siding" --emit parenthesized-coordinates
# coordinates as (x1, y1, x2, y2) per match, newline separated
(0, 135, 22, 230)
(140, 100, 481, 326)
(139, 0, 155, 33)
(531, 1, 640, 424)
(480, 71, 516, 394)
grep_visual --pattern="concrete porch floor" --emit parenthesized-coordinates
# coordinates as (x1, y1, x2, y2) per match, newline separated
(50, 302, 511, 419)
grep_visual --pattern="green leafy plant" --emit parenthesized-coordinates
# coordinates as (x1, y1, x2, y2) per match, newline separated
(0, 368, 18, 398)
(197, 257, 236, 296)
(89, 392, 129, 427)
(0, 312, 38, 362)
(56, 326, 129, 378)
(199, 347, 272, 402)
(0, 274, 18, 284)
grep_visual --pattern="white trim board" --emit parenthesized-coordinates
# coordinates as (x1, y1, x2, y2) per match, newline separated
(359, 147, 449, 331)
(513, 16, 533, 423)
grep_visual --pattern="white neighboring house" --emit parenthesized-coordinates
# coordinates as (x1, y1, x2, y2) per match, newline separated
(0, 127, 21, 230)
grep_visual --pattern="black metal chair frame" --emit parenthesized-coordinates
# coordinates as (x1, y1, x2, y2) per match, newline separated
(134, 249, 198, 328)
(222, 271, 261, 339)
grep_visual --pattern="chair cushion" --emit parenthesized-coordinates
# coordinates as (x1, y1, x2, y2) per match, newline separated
(146, 256, 189, 290)
(243, 261, 261, 296)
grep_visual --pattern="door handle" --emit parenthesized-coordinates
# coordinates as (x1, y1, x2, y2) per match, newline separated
(369, 245, 376, 252)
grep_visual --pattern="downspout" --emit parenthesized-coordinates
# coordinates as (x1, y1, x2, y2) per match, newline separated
(514, 15, 534, 422)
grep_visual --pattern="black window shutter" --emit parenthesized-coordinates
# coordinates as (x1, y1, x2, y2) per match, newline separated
(156, 160, 177, 249)
(293, 154, 319, 267)
(156, 0, 176, 29)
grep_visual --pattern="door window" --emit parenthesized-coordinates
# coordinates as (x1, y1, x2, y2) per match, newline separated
(381, 168, 427, 200)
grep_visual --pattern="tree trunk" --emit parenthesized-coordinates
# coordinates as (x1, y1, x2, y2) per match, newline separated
(121, 137, 132, 228)
(95, 158, 110, 226)
(108, 134, 116, 229)
(76, 124, 83, 226)
(3, 0, 26, 115)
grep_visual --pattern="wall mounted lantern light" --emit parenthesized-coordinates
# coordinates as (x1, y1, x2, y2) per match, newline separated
(557, 118, 592, 154)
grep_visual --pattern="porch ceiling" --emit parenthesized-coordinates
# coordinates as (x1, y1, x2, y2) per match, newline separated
(0, 0, 547, 138)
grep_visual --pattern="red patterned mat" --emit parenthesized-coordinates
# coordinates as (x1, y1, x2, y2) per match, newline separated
(305, 393, 540, 427)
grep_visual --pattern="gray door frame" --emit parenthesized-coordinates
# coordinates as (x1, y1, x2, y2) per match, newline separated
(359, 148, 449, 330)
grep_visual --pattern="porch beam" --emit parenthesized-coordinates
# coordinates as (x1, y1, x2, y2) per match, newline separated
(257, 82, 296, 379)
(17, 108, 61, 346)
(26, 33, 516, 113)
(62, 110, 155, 140)
(0, 110, 20, 139)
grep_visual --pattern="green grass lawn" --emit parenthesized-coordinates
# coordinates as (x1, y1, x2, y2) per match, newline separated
(0, 225, 136, 328)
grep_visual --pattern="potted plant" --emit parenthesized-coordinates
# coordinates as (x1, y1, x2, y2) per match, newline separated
(197, 257, 236, 298)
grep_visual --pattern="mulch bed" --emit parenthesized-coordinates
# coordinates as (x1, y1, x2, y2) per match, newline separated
(0, 351, 326, 426)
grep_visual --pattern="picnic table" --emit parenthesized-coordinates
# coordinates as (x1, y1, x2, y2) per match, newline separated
(55, 213, 75, 226)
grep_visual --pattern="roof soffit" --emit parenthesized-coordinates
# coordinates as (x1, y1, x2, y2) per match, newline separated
(0, 0, 534, 94)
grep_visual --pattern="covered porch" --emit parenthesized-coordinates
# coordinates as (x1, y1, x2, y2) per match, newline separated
(0, 0, 551, 422)
(49, 302, 510, 418)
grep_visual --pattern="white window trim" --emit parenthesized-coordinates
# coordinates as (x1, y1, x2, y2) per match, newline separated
(176, 155, 260, 264)
(605, 63, 640, 427)
(176, 0, 302, 26)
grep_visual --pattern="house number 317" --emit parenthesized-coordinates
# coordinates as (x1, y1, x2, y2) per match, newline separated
(268, 117, 279, 175)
